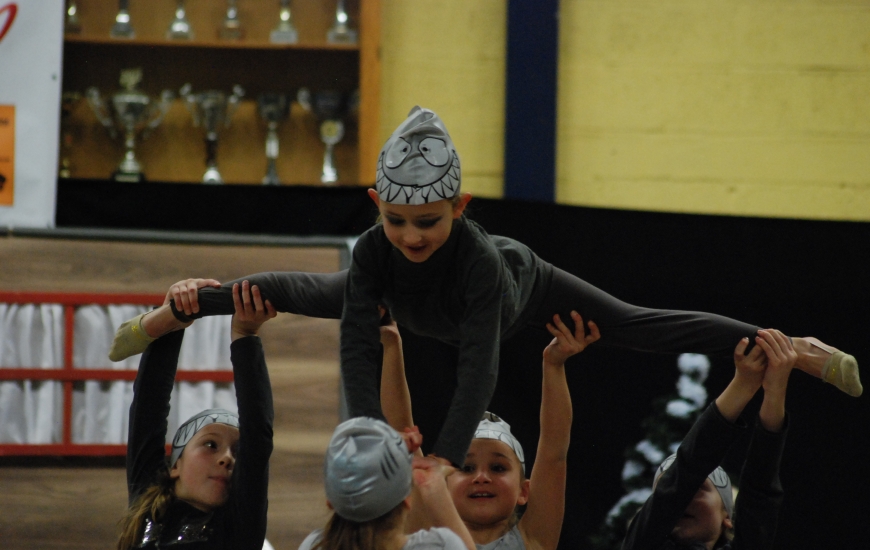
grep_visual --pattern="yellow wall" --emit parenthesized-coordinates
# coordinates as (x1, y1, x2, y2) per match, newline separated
(379, 0, 506, 198)
(380, 1, 870, 220)
(557, 0, 870, 220)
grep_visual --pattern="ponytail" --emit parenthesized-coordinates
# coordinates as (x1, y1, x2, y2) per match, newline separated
(117, 469, 175, 550)
(314, 504, 405, 550)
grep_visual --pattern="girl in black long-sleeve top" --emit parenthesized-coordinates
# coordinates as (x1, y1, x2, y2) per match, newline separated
(117, 281, 276, 550)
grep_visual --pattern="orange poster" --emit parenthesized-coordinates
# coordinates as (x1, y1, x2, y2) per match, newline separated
(0, 105, 13, 206)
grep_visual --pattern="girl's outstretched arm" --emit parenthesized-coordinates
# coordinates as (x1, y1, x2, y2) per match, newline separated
(379, 309, 415, 433)
(520, 312, 599, 550)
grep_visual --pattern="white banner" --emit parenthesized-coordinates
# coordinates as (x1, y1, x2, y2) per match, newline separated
(0, 1, 63, 228)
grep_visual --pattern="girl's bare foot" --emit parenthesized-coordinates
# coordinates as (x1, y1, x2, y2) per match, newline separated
(107, 305, 188, 362)
(792, 336, 862, 397)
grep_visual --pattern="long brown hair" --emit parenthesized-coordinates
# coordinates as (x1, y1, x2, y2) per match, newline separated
(117, 469, 175, 550)
(314, 504, 406, 550)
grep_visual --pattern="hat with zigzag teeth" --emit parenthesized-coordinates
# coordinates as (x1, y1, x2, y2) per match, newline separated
(170, 408, 239, 467)
(375, 106, 461, 205)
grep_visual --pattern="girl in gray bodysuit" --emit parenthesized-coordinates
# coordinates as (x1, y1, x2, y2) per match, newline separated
(110, 107, 860, 469)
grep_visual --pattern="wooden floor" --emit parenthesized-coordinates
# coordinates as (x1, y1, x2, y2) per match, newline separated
(0, 236, 342, 549)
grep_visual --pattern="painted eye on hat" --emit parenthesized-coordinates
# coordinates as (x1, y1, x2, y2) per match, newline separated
(419, 137, 449, 167)
(386, 138, 412, 168)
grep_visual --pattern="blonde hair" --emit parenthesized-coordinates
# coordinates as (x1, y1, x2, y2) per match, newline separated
(314, 504, 406, 550)
(117, 469, 175, 550)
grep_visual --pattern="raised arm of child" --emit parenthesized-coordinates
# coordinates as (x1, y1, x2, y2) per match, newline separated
(519, 311, 600, 550)
(379, 309, 415, 433)
(729, 329, 794, 549)
(622, 337, 767, 550)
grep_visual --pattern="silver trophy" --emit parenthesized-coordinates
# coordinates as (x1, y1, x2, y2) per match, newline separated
(59, 92, 82, 178)
(270, 0, 298, 44)
(327, 0, 357, 45)
(258, 93, 292, 185)
(167, 0, 193, 40)
(219, 0, 243, 41)
(86, 69, 174, 183)
(180, 84, 245, 184)
(65, 1, 82, 34)
(298, 88, 350, 185)
(110, 0, 135, 39)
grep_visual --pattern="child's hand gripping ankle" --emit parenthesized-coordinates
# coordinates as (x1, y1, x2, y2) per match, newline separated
(754, 329, 796, 432)
(230, 281, 276, 341)
(108, 278, 221, 362)
(166, 277, 222, 318)
(715, 337, 767, 422)
(543, 311, 600, 367)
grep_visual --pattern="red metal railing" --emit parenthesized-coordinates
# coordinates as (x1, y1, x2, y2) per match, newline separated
(0, 291, 234, 456)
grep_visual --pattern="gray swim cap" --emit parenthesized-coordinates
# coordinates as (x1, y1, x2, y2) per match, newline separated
(170, 408, 240, 467)
(375, 106, 461, 205)
(474, 412, 526, 474)
(324, 417, 413, 523)
(656, 453, 734, 518)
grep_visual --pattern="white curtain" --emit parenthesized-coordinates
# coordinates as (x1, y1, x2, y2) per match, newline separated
(0, 303, 234, 446)
(0, 304, 64, 443)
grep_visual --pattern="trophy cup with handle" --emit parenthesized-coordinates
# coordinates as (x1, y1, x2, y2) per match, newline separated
(298, 88, 353, 185)
(167, 0, 193, 40)
(326, 0, 357, 44)
(270, 0, 298, 44)
(258, 93, 292, 185)
(86, 69, 174, 183)
(180, 84, 245, 184)
(110, 0, 135, 38)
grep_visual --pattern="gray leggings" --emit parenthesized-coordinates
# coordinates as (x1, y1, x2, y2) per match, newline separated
(175, 267, 759, 357)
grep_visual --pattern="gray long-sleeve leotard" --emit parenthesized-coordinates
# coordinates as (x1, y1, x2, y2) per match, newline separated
(174, 217, 759, 466)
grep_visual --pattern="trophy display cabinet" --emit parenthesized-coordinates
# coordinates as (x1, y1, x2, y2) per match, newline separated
(59, 0, 380, 187)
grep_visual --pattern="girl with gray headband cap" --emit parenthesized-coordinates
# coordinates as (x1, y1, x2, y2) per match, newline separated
(117, 281, 276, 550)
(298, 417, 476, 550)
(378, 309, 600, 550)
(109, 107, 860, 468)
(623, 329, 795, 550)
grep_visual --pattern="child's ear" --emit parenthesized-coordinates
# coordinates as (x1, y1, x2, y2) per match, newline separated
(169, 461, 181, 480)
(367, 188, 381, 207)
(452, 193, 472, 218)
(722, 516, 734, 531)
(517, 478, 531, 506)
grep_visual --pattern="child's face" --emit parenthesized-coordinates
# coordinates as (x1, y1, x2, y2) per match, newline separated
(170, 423, 240, 512)
(368, 189, 470, 263)
(670, 478, 732, 547)
(447, 438, 530, 527)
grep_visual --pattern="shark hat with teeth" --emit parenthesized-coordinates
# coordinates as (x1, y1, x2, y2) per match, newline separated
(375, 106, 461, 205)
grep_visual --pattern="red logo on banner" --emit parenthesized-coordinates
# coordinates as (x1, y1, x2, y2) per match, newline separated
(0, 3, 17, 43)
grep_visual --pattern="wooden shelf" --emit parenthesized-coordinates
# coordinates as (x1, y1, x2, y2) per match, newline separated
(63, 34, 360, 51)
(60, 0, 379, 187)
